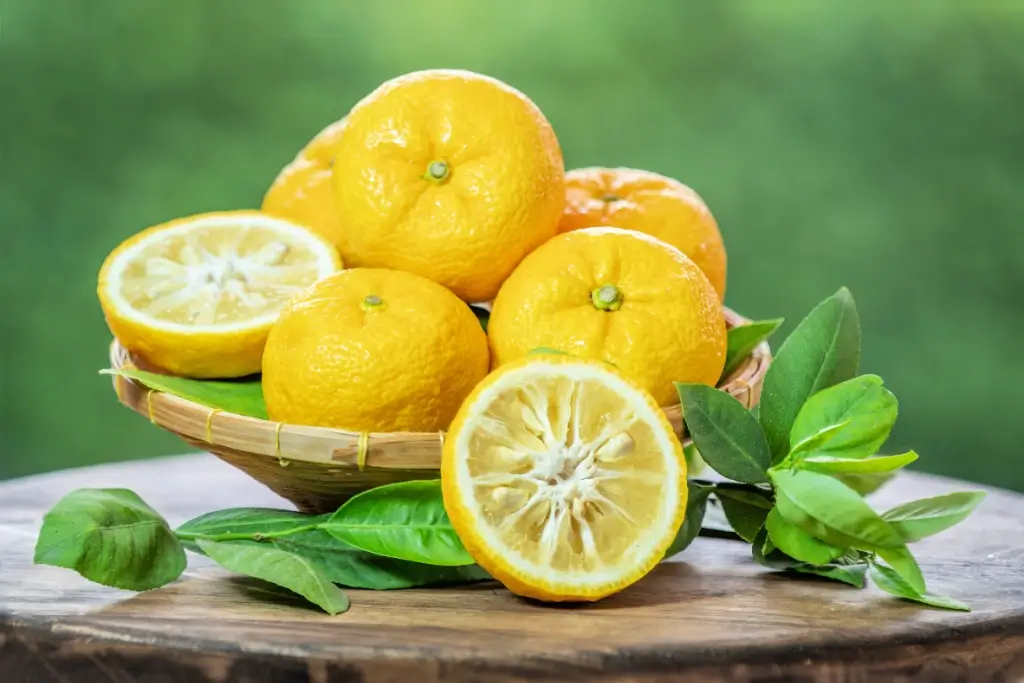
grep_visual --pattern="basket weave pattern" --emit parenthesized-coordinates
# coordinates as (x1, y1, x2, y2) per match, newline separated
(109, 307, 771, 514)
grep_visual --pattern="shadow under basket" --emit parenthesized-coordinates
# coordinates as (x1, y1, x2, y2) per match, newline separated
(109, 307, 772, 514)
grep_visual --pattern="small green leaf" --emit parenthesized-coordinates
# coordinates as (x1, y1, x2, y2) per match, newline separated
(765, 508, 843, 565)
(869, 562, 969, 611)
(271, 530, 491, 590)
(676, 383, 771, 483)
(683, 443, 706, 476)
(723, 318, 784, 378)
(751, 526, 800, 569)
(772, 469, 903, 549)
(665, 481, 715, 557)
(875, 545, 925, 594)
(469, 304, 490, 332)
(803, 451, 918, 475)
(716, 488, 773, 542)
(792, 562, 868, 588)
(176, 508, 318, 541)
(835, 471, 897, 496)
(34, 489, 186, 591)
(880, 491, 987, 543)
(323, 480, 472, 566)
(789, 375, 898, 460)
(197, 539, 349, 615)
(760, 287, 861, 462)
(102, 368, 267, 420)
(788, 421, 851, 458)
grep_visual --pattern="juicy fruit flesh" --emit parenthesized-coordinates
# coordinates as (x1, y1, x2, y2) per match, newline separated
(463, 372, 675, 578)
(118, 223, 323, 327)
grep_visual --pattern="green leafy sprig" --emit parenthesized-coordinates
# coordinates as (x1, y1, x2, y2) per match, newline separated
(672, 288, 986, 610)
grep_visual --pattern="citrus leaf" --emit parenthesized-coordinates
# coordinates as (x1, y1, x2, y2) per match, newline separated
(764, 507, 843, 565)
(835, 470, 897, 496)
(197, 539, 349, 615)
(102, 368, 267, 420)
(664, 481, 715, 557)
(771, 469, 903, 549)
(322, 480, 472, 566)
(881, 491, 987, 542)
(723, 318, 784, 378)
(792, 561, 868, 588)
(788, 421, 851, 458)
(271, 530, 491, 590)
(176, 508, 318, 541)
(675, 383, 770, 483)
(751, 526, 800, 570)
(789, 375, 898, 460)
(803, 451, 917, 475)
(469, 304, 490, 332)
(34, 488, 186, 591)
(759, 288, 861, 463)
(716, 489, 772, 542)
(874, 545, 925, 594)
(869, 562, 969, 611)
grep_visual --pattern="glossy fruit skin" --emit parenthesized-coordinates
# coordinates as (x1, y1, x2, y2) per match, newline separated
(97, 211, 341, 378)
(560, 167, 727, 299)
(262, 268, 489, 433)
(262, 117, 348, 250)
(331, 69, 566, 303)
(441, 354, 687, 602)
(488, 227, 726, 406)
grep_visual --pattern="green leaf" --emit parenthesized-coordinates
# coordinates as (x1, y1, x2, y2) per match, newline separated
(787, 421, 851, 458)
(759, 288, 861, 462)
(874, 545, 925, 594)
(271, 530, 491, 590)
(803, 451, 917, 475)
(675, 383, 771, 483)
(102, 368, 267, 420)
(715, 488, 773, 542)
(751, 526, 800, 569)
(835, 471, 897, 496)
(34, 488, 186, 591)
(197, 539, 349, 615)
(869, 562, 969, 611)
(764, 507, 843, 565)
(683, 443, 706, 476)
(664, 481, 715, 557)
(176, 508, 318, 541)
(792, 561, 868, 588)
(771, 469, 903, 549)
(881, 491, 987, 542)
(322, 480, 472, 566)
(723, 318, 784, 377)
(789, 375, 898, 460)
(469, 304, 490, 332)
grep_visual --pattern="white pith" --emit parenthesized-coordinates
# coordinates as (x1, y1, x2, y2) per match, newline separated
(454, 361, 681, 587)
(102, 214, 338, 333)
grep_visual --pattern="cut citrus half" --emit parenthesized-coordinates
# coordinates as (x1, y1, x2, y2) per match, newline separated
(442, 354, 687, 602)
(98, 210, 341, 378)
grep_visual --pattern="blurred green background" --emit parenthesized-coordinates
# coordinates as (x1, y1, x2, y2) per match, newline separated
(1, 1, 1021, 489)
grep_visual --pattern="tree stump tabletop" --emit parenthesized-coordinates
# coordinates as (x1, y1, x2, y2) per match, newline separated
(1, 454, 1023, 683)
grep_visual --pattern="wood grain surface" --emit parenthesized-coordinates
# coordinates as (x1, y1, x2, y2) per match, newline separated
(1, 454, 1023, 683)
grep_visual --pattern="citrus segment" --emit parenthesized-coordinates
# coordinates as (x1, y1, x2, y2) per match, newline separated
(98, 211, 340, 377)
(442, 355, 687, 602)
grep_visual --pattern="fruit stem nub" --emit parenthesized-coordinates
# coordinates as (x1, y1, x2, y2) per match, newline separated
(601, 194, 621, 203)
(591, 284, 623, 311)
(425, 160, 450, 182)
(361, 294, 386, 312)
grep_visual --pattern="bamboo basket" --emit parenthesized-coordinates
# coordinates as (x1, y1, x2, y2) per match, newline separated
(109, 307, 772, 514)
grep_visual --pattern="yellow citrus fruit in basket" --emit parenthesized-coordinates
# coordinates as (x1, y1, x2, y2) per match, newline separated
(488, 227, 726, 406)
(98, 211, 341, 378)
(262, 268, 489, 433)
(261, 117, 348, 250)
(442, 354, 687, 602)
(331, 69, 566, 302)
(560, 167, 727, 299)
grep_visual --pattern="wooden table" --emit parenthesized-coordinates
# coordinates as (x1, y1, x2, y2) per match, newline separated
(2, 455, 1023, 683)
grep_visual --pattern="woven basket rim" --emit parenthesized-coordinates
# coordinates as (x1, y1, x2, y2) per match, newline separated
(108, 306, 771, 471)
